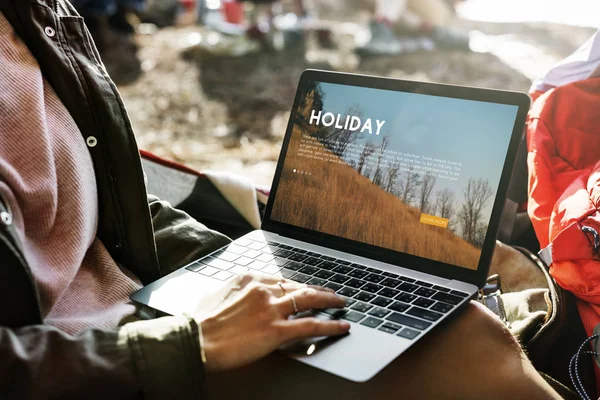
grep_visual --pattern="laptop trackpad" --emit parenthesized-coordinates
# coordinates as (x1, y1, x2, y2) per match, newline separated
(279, 312, 348, 356)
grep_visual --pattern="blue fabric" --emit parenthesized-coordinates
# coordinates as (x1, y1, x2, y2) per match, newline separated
(71, 0, 145, 17)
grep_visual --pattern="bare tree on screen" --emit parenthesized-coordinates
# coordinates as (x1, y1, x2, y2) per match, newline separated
(400, 166, 421, 206)
(418, 172, 437, 213)
(384, 160, 401, 194)
(457, 178, 494, 246)
(372, 135, 390, 186)
(435, 188, 455, 219)
(357, 141, 376, 176)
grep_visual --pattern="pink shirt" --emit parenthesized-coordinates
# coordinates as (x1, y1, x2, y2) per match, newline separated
(0, 13, 141, 335)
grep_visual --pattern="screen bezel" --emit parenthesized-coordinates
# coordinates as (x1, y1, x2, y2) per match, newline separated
(262, 69, 531, 288)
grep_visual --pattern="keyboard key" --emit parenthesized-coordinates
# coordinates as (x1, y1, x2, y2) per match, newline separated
(399, 282, 419, 293)
(355, 291, 376, 302)
(364, 274, 385, 283)
(214, 271, 234, 281)
(307, 277, 327, 286)
(285, 261, 304, 271)
(321, 308, 347, 318)
(371, 296, 392, 308)
(397, 327, 420, 340)
(351, 302, 372, 313)
(433, 285, 451, 293)
(389, 301, 410, 313)
(186, 262, 205, 272)
(198, 266, 219, 276)
(407, 307, 443, 322)
(266, 241, 280, 246)
(350, 263, 367, 270)
(288, 253, 309, 262)
(217, 252, 240, 262)
(381, 278, 401, 288)
(415, 287, 436, 298)
(271, 257, 291, 266)
(319, 261, 338, 270)
(279, 245, 293, 250)
(314, 270, 335, 279)
(324, 282, 343, 291)
(366, 268, 380, 273)
(415, 280, 433, 288)
(229, 265, 249, 275)
(225, 244, 247, 255)
(280, 268, 296, 279)
(338, 287, 359, 297)
(274, 249, 294, 258)
(360, 317, 383, 329)
(248, 241, 267, 251)
(333, 265, 353, 274)
(292, 248, 307, 254)
(235, 238, 253, 247)
(234, 257, 254, 266)
(299, 265, 319, 275)
(348, 269, 369, 279)
(290, 273, 312, 283)
(413, 297, 435, 308)
(205, 258, 234, 270)
(431, 302, 453, 313)
(305, 251, 322, 258)
(346, 279, 366, 288)
(320, 255, 337, 262)
(368, 307, 390, 318)
(342, 297, 357, 307)
(342, 311, 365, 323)
(362, 283, 383, 293)
(383, 271, 399, 278)
(330, 274, 350, 284)
(255, 253, 276, 263)
(303, 257, 324, 266)
(379, 288, 400, 298)
(396, 292, 417, 303)
(386, 313, 432, 331)
(336, 260, 352, 265)
(398, 276, 416, 283)
(247, 261, 266, 271)
(379, 323, 402, 334)
(432, 292, 463, 305)
(261, 264, 282, 275)
(450, 290, 470, 298)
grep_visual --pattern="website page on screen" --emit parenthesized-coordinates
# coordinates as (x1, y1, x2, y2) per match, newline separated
(271, 81, 519, 270)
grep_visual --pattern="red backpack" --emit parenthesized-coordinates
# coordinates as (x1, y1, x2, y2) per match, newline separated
(527, 78, 600, 392)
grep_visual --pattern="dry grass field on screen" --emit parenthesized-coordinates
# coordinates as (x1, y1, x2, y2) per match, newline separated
(271, 127, 481, 270)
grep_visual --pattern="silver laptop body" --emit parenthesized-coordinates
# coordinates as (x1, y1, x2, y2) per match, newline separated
(131, 70, 530, 382)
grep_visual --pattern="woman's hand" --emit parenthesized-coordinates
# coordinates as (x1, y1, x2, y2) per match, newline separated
(196, 273, 350, 373)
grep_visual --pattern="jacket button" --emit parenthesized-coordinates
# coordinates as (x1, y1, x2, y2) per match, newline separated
(0, 211, 12, 226)
(44, 26, 56, 38)
(86, 136, 98, 148)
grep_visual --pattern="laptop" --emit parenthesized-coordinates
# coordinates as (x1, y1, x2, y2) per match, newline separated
(131, 70, 530, 382)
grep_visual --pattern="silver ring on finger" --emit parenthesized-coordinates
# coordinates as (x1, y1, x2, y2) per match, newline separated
(287, 294, 299, 315)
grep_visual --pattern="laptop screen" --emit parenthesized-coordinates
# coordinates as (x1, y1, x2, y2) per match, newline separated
(269, 80, 519, 271)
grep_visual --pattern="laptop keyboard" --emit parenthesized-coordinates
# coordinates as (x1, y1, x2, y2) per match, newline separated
(185, 237, 470, 340)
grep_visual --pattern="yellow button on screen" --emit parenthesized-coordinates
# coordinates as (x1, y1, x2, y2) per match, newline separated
(419, 214, 449, 229)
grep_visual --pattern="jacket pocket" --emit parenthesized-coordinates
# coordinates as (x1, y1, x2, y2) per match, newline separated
(59, 16, 104, 67)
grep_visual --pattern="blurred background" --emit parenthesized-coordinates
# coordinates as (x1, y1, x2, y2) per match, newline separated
(77, 0, 599, 186)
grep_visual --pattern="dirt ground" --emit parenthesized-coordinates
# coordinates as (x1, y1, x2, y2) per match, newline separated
(117, 3, 596, 186)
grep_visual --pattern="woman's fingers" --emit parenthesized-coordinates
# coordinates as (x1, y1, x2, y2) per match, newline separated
(277, 287, 346, 315)
(279, 318, 350, 343)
